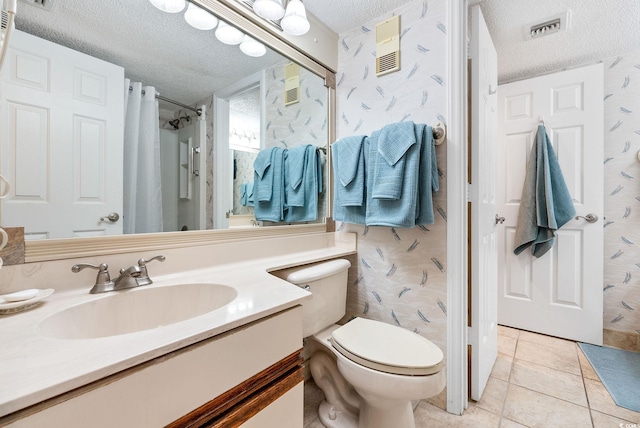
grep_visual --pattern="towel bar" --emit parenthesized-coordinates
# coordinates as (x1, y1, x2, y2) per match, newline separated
(433, 121, 446, 145)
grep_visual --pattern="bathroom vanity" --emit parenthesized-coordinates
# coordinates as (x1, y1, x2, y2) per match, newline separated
(0, 233, 356, 427)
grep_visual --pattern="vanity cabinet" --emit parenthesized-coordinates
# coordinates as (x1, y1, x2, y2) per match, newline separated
(5, 306, 304, 428)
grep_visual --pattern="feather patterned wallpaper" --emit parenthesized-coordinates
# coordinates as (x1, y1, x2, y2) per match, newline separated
(603, 51, 640, 338)
(335, 0, 449, 354)
(263, 62, 329, 223)
(263, 62, 329, 151)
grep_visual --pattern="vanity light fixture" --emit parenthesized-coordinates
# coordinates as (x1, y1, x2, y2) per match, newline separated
(184, 2, 219, 30)
(252, 0, 285, 21)
(239, 34, 267, 57)
(215, 21, 245, 45)
(149, 0, 186, 14)
(280, 0, 310, 36)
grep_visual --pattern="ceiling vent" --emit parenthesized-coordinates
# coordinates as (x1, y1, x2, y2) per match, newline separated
(284, 62, 300, 106)
(524, 11, 570, 40)
(376, 15, 400, 77)
(18, 0, 56, 11)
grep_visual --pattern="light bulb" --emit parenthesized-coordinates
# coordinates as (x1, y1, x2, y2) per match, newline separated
(149, 0, 186, 13)
(215, 21, 245, 45)
(240, 35, 267, 57)
(184, 3, 218, 30)
(253, 0, 285, 21)
(281, 0, 310, 36)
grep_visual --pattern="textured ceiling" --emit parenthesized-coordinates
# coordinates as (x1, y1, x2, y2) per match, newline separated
(470, 0, 640, 83)
(14, 0, 286, 109)
(14, 0, 639, 107)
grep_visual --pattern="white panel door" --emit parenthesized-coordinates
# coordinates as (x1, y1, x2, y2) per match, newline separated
(497, 64, 604, 345)
(469, 5, 498, 401)
(0, 30, 124, 239)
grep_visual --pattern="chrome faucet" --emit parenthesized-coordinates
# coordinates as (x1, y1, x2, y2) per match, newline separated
(72, 255, 166, 294)
(113, 264, 144, 291)
(71, 263, 115, 294)
(135, 255, 166, 286)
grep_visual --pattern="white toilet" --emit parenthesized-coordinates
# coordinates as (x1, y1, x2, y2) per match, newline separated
(273, 259, 445, 428)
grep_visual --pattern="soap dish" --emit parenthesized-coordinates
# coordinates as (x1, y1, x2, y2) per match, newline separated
(0, 289, 54, 315)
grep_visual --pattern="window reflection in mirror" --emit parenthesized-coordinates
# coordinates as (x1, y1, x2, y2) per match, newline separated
(0, 0, 329, 240)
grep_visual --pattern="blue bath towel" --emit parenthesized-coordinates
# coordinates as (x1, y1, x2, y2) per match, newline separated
(254, 147, 285, 222)
(333, 135, 366, 206)
(365, 129, 421, 227)
(333, 137, 368, 224)
(415, 124, 439, 225)
(514, 125, 575, 257)
(253, 147, 276, 202)
(372, 121, 417, 200)
(285, 145, 319, 222)
(285, 145, 309, 207)
(365, 123, 438, 227)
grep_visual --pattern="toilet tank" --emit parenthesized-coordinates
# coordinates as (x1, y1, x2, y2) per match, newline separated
(272, 259, 351, 337)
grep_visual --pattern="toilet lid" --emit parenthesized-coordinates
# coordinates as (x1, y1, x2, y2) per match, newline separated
(330, 317, 443, 376)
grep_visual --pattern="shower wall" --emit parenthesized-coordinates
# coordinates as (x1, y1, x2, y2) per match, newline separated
(159, 122, 201, 232)
(159, 128, 179, 232)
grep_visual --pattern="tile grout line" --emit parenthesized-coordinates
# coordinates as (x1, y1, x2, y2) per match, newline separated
(498, 331, 519, 427)
(505, 331, 594, 426)
(575, 343, 596, 428)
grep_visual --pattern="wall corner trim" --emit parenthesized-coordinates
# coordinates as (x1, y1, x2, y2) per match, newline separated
(446, 0, 469, 416)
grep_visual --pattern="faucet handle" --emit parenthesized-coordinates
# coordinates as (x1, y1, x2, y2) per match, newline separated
(135, 255, 165, 286)
(137, 255, 166, 267)
(71, 263, 115, 294)
(72, 262, 109, 276)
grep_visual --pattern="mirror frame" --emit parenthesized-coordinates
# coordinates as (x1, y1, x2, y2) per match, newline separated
(23, 0, 336, 263)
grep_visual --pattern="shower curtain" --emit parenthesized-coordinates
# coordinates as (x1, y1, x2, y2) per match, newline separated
(123, 79, 163, 234)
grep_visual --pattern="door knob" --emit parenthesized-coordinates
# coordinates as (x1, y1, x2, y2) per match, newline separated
(575, 213, 598, 223)
(495, 214, 505, 224)
(100, 212, 120, 223)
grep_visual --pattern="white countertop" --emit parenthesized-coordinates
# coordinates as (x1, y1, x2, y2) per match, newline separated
(0, 233, 356, 419)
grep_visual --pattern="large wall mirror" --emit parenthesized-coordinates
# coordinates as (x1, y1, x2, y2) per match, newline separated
(0, 0, 334, 261)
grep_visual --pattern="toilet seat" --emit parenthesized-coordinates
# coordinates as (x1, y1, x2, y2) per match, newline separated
(330, 317, 443, 376)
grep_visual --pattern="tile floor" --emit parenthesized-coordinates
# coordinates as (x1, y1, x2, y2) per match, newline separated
(303, 326, 640, 427)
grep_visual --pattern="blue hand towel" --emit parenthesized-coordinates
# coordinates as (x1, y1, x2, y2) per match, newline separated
(253, 148, 275, 202)
(333, 135, 366, 206)
(254, 147, 285, 222)
(285, 145, 319, 222)
(285, 145, 309, 207)
(415, 125, 439, 225)
(246, 182, 254, 206)
(333, 137, 368, 224)
(240, 182, 254, 207)
(365, 129, 421, 227)
(514, 125, 576, 257)
(372, 121, 417, 200)
(240, 183, 248, 206)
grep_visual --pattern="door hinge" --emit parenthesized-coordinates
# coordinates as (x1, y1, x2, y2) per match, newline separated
(467, 326, 475, 346)
(467, 183, 477, 202)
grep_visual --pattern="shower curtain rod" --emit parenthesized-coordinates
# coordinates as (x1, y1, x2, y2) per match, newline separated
(129, 86, 202, 116)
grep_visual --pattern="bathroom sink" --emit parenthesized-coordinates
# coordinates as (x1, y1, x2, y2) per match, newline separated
(39, 283, 238, 340)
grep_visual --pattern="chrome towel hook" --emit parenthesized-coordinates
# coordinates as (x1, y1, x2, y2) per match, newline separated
(433, 121, 446, 145)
